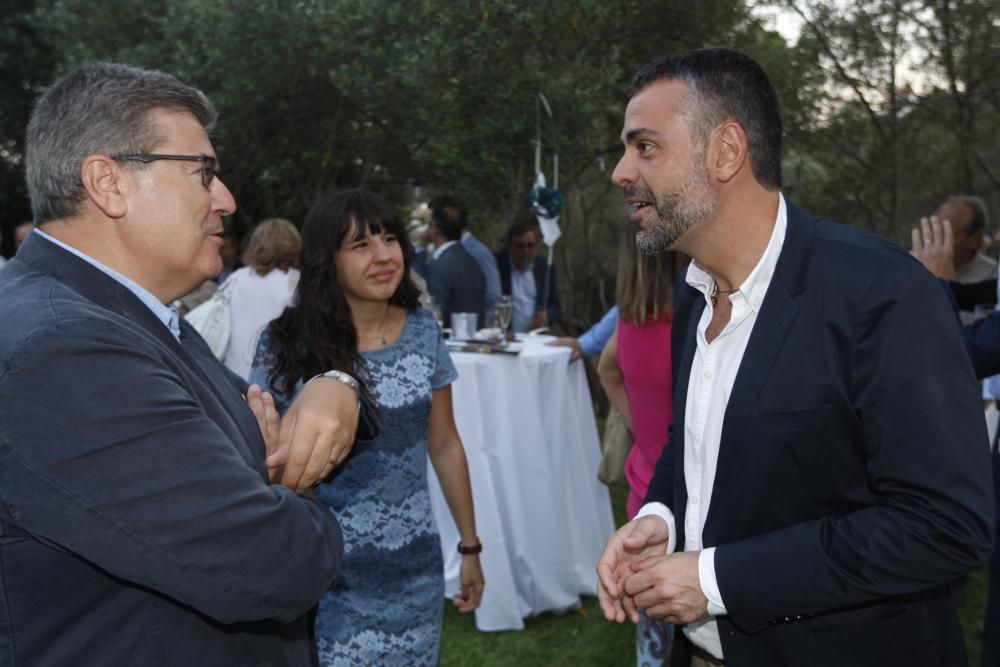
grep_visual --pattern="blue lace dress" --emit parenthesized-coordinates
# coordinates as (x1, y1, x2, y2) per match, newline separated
(249, 308, 457, 666)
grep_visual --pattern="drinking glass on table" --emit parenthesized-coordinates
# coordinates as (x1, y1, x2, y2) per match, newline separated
(495, 295, 513, 344)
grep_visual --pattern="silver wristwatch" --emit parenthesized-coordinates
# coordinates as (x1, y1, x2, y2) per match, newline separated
(315, 369, 360, 394)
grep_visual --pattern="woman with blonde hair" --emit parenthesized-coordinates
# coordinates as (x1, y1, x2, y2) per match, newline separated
(223, 217, 301, 378)
(598, 222, 678, 665)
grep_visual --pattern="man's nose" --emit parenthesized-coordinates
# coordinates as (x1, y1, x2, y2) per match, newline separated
(213, 177, 237, 216)
(611, 154, 635, 187)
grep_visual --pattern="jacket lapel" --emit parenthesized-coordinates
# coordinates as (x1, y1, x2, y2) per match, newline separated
(702, 202, 815, 540)
(19, 234, 263, 470)
(17, 233, 186, 355)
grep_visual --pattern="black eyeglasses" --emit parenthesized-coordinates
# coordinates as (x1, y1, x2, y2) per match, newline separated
(113, 154, 218, 189)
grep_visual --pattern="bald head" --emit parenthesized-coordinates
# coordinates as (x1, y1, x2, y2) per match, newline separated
(934, 197, 988, 270)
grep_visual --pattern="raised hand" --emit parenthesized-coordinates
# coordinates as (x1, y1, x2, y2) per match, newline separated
(910, 215, 955, 279)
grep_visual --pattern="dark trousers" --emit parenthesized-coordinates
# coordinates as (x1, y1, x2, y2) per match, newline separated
(985, 562, 1000, 667)
(985, 446, 1000, 667)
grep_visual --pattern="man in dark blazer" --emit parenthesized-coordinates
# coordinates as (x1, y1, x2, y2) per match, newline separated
(597, 49, 994, 667)
(0, 62, 375, 665)
(495, 222, 561, 332)
(425, 205, 486, 327)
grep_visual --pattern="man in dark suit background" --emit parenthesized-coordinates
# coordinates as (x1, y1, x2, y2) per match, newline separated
(425, 203, 486, 326)
(596, 48, 993, 667)
(495, 222, 561, 332)
(0, 62, 374, 665)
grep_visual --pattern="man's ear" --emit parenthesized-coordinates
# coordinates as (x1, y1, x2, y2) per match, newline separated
(710, 122, 748, 184)
(80, 155, 130, 218)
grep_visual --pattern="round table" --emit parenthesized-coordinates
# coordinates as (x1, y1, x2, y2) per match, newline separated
(428, 335, 616, 631)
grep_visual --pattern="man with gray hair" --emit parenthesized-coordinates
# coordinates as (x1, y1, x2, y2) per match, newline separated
(0, 62, 374, 664)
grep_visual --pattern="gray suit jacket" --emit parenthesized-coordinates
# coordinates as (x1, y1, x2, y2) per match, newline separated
(0, 233, 348, 665)
(426, 242, 487, 325)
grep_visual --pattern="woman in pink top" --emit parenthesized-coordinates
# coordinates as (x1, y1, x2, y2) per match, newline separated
(598, 225, 678, 665)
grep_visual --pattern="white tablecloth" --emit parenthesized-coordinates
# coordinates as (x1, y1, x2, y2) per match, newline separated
(428, 335, 616, 631)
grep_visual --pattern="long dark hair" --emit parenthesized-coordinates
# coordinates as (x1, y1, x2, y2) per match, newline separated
(267, 189, 421, 402)
(616, 222, 677, 326)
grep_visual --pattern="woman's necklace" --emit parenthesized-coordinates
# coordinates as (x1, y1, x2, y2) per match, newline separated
(362, 309, 391, 347)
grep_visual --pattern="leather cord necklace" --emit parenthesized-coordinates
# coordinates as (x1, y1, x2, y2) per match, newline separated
(710, 283, 739, 306)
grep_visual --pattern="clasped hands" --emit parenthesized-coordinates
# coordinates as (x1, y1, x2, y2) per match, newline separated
(597, 515, 710, 626)
(245, 379, 359, 494)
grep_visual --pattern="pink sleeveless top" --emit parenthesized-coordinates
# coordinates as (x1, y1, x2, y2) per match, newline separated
(616, 313, 673, 518)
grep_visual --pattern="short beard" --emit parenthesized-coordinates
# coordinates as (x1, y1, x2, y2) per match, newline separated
(635, 221, 678, 255)
(632, 151, 715, 255)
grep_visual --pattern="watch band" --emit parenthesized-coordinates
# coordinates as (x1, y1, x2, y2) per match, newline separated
(457, 538, 482, 555)
(314, 369, 360, 394)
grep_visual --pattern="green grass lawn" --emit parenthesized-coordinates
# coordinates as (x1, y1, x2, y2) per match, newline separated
(441, 482, 991, 666)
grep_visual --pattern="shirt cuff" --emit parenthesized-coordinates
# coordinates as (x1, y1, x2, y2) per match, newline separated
(577, 333, 598, 357)
(698, 547, 728, 616)
(984, 374, 1000, 398)
(634, 502, 677, 555)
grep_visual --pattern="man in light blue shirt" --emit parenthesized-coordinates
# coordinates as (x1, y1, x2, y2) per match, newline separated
(547, 306, 619, 361)
(496, 222, 561, 332)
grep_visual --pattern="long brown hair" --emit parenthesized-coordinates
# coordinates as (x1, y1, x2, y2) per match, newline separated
(266, 189, 421, 403)
(616, 222, 677, 326)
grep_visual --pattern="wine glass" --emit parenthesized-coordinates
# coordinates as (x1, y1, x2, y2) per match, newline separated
(495, 295, 513, 344)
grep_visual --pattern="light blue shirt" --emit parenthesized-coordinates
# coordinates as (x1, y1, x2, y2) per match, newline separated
(578, 306, 619, 356)
(461, 231, 501, 313)
(510, 264, 536, 333)
(34, 228, 181, 340)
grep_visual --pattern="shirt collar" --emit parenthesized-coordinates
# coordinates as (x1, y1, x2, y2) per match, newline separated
(686, 193, 788, 314)
(34, 228, 182, 340)
(432, 240, 458, 260)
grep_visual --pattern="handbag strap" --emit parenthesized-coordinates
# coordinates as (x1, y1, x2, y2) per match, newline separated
(213, 272, 237, 306)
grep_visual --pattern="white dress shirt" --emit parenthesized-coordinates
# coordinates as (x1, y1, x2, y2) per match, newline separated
(223, 266, 300, 380)
(637, 194, 788, 660)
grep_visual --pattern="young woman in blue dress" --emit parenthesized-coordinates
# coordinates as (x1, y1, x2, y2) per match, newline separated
(249, 189, 483, 666)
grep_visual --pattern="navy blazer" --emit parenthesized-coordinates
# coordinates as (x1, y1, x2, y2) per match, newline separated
(0, 234, 346, 665)
(426, 242, 486, 325)
(495, 250, 561, 325)
(647, 201, 994, 666)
